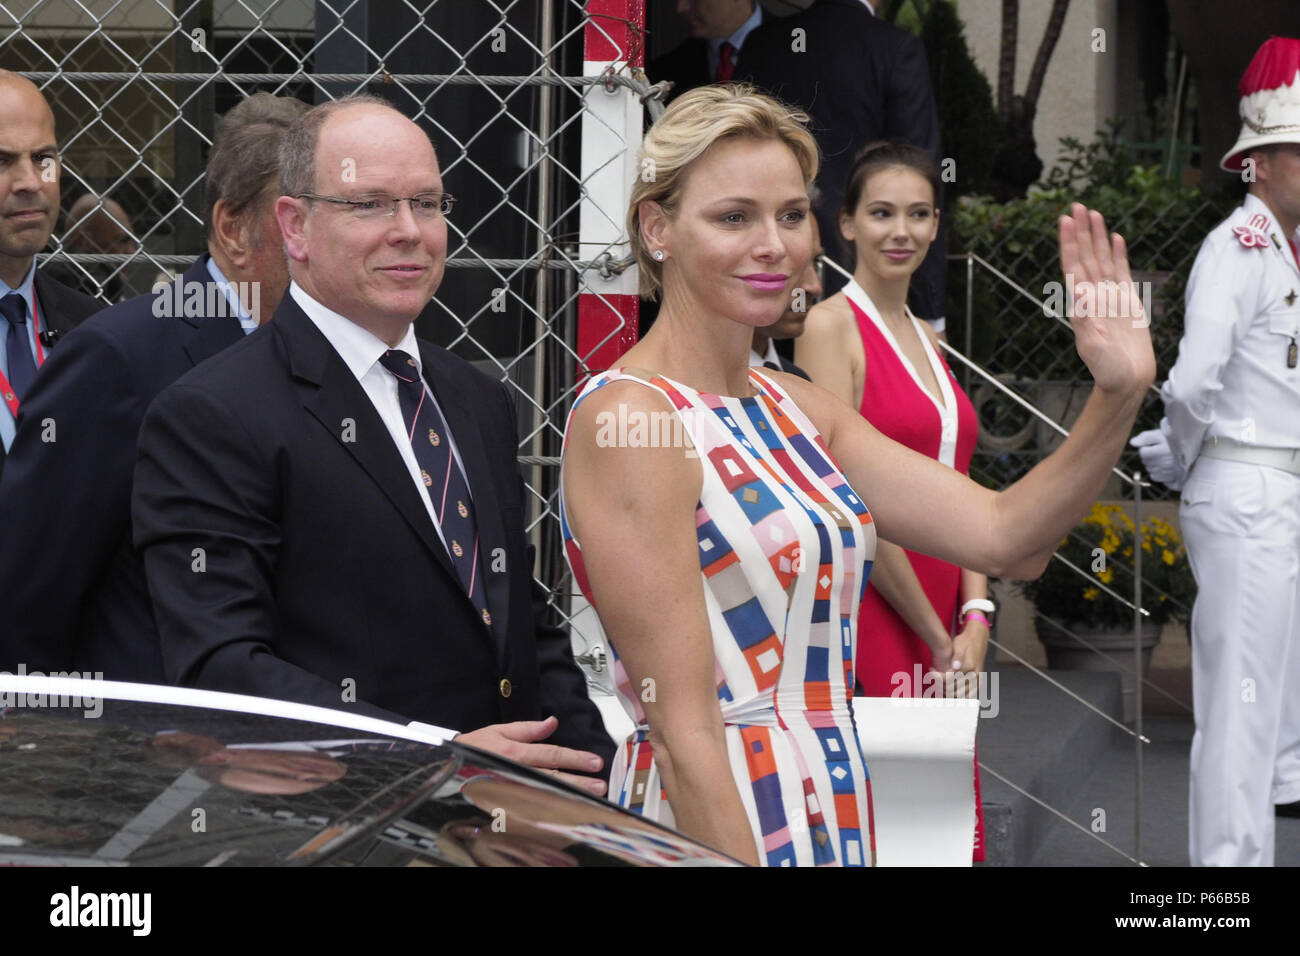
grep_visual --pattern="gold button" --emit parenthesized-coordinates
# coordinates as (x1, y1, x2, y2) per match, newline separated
(499, 678, 512, 698)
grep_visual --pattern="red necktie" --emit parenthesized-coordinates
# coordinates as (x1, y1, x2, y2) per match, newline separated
(715, 41, 736, 83)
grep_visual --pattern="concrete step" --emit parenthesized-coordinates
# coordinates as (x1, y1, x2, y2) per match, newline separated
(975, 665, 1125, 866)
(1031, 714, 1300, 865)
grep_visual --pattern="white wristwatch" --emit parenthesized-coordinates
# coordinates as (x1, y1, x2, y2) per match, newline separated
(960, 598, 996, 624)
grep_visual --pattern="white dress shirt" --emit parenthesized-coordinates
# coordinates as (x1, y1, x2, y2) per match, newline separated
(290, 281, 472, 548)
(205, 257, 259, 336)
(1162, 193, 1300, 473)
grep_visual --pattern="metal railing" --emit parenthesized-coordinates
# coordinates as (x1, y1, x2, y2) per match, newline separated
(823, 250, 1198, 864)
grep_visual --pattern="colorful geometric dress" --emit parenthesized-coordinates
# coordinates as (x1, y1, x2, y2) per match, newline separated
(559, 366, 878, 866)
(842, 278, 986, 861)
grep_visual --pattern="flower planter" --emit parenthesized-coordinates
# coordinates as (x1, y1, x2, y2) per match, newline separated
(1034, 618, 1162, 722)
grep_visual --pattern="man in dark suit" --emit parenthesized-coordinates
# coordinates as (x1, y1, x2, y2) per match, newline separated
(0, 92, 309, 682)
(0, 70, 100, 477)
(739, 0, 949, 328)
(649, 1, 765, 104)
(132, 96, 613, 792)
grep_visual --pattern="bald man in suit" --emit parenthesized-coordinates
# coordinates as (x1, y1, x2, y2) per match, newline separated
(0, 70, 99, 479)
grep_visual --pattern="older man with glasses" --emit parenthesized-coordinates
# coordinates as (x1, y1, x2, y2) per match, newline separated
(131, 95, 613, 793)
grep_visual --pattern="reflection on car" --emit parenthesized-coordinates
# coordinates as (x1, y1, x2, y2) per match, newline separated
(0, 677, 738, 867)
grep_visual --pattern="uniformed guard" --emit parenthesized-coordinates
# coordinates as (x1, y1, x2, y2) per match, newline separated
(1132, 36, 1300, 866)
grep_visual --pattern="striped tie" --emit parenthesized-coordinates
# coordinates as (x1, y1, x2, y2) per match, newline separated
(378, 349, 492, 630)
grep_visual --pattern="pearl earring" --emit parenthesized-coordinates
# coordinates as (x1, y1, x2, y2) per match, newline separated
(652, 249, 665, 261)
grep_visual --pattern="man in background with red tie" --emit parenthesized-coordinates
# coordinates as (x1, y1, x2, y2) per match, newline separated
(131, 96, 613, 793)
(0, 70, 99, 480)
(639, 2, 764, 340)
(739, 0, 947, 324)
(648, 1, 764, 105)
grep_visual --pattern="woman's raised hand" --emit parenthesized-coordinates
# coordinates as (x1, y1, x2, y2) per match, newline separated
(1057, 202, 1157, 395)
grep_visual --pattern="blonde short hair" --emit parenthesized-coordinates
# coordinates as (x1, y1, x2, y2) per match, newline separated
(627, 84, 819, 300)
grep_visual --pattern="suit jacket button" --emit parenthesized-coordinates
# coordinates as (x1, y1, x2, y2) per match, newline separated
(499, 678, 512, 698)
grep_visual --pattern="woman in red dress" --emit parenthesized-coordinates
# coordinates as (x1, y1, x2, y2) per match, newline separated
(798, 142, 990, 860)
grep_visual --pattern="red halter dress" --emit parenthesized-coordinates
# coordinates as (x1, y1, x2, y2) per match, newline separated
(844, 278, 987, 861)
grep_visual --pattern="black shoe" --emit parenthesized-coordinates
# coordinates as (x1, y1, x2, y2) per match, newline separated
(1278, 800, 1300, 819)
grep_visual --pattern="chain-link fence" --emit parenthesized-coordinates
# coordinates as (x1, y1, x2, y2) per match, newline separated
(938, 188, 1230, 711)
(4, 0, 655, 677)
(947, 191, 1233, 495)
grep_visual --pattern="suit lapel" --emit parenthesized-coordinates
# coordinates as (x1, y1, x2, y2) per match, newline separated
(689, 38, 711, 87)
(275, 298, 460, 584)
(177, 258, 245, 368)
(421, 344, 512, 654)
(8, 271, 94, 468)
(32, 268, 95, 340)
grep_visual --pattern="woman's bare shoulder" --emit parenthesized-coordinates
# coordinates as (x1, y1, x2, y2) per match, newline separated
(805, 290, 855, 332)
(568, 373, 674, 430)
(565, 374, 701, 498)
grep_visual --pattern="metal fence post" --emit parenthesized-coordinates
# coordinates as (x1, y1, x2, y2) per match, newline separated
(1133, 469, 1145, 865)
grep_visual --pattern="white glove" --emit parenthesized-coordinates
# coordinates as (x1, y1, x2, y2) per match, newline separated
(1130, 428, 1185, 491)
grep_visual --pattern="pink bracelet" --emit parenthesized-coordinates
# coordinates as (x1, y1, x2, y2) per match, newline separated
(963, 611, 992, 629)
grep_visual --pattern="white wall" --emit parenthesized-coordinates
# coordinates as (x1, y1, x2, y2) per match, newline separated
(958, 0, 1120, 177)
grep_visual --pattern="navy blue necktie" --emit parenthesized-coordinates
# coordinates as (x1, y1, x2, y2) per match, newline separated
(1, 293, 37, 400)
(377, 349, 492, 630)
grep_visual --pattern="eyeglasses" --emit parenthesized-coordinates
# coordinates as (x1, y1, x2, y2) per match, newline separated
(295, 192, 456, 219)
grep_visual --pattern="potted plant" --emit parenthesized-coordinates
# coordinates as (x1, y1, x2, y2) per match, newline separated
(1020, 503, 1196, 720)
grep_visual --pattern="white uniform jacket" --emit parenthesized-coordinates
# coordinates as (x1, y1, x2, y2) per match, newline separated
(1162, 193, 1300, 476)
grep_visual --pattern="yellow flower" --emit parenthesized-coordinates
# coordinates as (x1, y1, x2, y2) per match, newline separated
(1162, 549, 1175, 566)
(1142, 541, 1152, 553)
(1083, 587, 1100, 601)
(1098, 567, 1114, 584)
